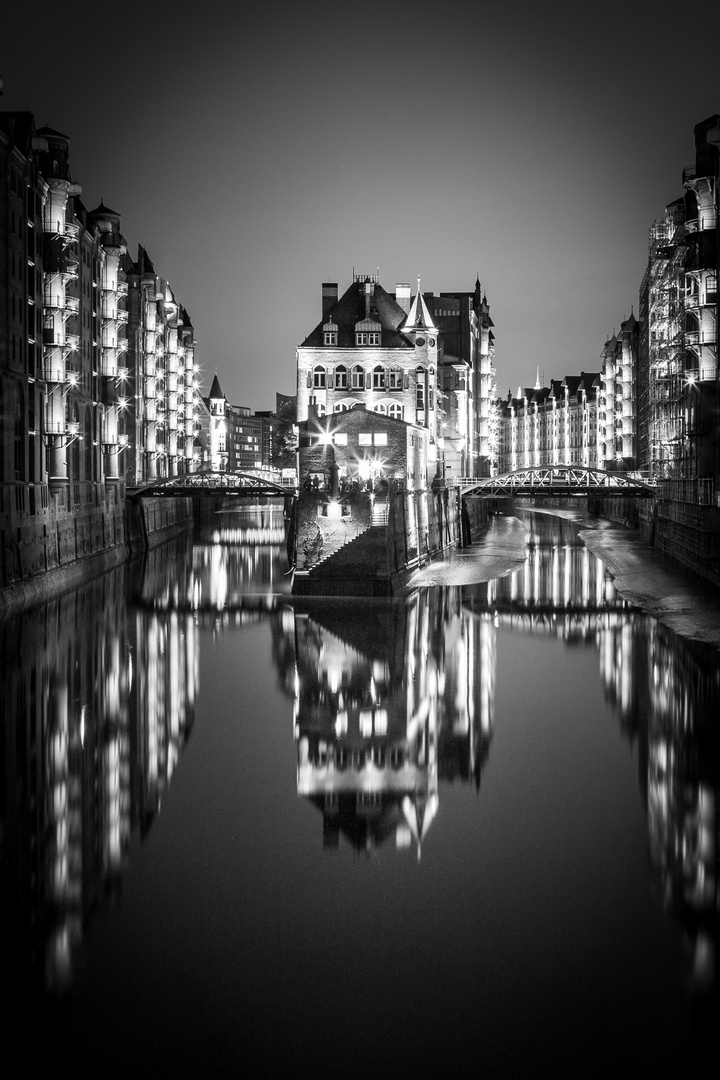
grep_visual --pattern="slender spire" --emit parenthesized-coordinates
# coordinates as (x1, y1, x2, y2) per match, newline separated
(402, 276, 437, 333)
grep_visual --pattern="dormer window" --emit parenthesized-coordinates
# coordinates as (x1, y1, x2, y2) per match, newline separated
(323, 318, 338, 346)
(355, 317, 381, 346)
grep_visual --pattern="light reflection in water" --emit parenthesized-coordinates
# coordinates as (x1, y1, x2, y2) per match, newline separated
(0, 504, 717, 1043)
(289, 512, 719, 1005)
(292, 593, 494, 856)
(1, 542, 199, 997)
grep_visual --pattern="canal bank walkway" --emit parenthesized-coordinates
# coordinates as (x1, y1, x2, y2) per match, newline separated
(407, 510, 720, 653)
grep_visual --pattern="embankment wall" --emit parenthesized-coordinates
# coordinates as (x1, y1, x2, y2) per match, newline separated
(0, 482, 193, 617)
(509, 490, 720, 590)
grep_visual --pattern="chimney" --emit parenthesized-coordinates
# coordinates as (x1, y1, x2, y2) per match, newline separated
(322, 282, 338, 319)
(396, 283, 411, 314)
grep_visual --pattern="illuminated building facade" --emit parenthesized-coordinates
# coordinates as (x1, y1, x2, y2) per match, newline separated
(640, 114, 719, 483)
(122, 245, 198, 483)
(297, 274, 447, 487)
(425, 280, 497, 477)
(0, 110, 201, 509)
(499, 372, 601, 472)
(599, 313, 639, 470)
(196, 373, 273, 473)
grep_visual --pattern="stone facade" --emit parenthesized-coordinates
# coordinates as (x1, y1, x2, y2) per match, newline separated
(297, 273, 442, 483)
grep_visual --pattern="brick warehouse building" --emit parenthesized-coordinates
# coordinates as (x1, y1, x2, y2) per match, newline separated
(298, 404, 429, 493)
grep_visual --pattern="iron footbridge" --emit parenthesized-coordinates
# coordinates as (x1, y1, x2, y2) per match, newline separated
(129, 470, 296, 501)
(456, 466, 656, 499)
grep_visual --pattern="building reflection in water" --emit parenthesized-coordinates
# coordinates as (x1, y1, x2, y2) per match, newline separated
(0, 543, 198, 998)
(2, 503, 717, 1026)
(292, 590, 495, 857)
(134, 506, 292, 628)
(0, 505, 292, 998)
(290, 510, 719, 1007)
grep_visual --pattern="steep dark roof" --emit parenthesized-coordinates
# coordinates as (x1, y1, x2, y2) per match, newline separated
(300, 280, 413, 350)
(89, 200, 120, 218)
(35, 124, 70, 140)
(209, 373, 224, 400)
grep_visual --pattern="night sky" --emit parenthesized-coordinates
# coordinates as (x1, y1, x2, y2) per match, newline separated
(2, 1, 718, 409)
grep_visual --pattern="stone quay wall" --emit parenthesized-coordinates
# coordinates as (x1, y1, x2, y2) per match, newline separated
(0, 481, 193, 617)
(510, 488, 720, 591)
(294, 484, 497, 583)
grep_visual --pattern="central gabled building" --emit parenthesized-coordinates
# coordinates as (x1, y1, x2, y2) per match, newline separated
(297, 273, 441, 483)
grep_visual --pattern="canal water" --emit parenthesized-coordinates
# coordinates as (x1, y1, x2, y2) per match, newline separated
(1, 506, 717, 1078)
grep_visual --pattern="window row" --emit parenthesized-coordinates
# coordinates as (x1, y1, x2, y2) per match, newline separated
(310, 365, 412, 390)
(322, 332, 381, 346)
(331, 402, 404, 420)
(328, 432, 388, 447)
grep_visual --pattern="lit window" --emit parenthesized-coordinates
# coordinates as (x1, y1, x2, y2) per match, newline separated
(359, 432, 372, 445)
(373, 433, 387, 446)
(334, 433, 348, 446)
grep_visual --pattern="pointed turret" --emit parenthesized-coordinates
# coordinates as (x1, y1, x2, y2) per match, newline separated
(402, 277, 438, 334)
(209, 373, 224, 400)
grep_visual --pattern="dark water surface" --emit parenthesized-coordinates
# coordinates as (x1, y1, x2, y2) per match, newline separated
(1, 507, 717, 1077)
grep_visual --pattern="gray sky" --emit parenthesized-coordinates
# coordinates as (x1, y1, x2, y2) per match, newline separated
(2, 1, 718, 408)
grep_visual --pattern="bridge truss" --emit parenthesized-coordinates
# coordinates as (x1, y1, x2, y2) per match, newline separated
(130, 470, 294, 500)
(458, 466, 655, 498)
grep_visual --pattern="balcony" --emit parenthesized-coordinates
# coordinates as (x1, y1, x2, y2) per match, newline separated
(43, 361, 67, 384)
(684, 215, 717, 234)
(684, 329, 717, 347)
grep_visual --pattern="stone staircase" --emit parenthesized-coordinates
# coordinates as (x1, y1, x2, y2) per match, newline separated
(292, 521, 392, 597)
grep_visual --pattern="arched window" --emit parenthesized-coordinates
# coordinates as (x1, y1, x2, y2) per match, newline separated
(335, 365, 348, 389)
(388, 367, 402, 390)
(313, 365, 326, 389)
(373, 403, 387, 414)
(372, 365, 385, 390)
(388, 403, 404, 420)
(334, 402, 349, 412)
(351, 365, 364, 390)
